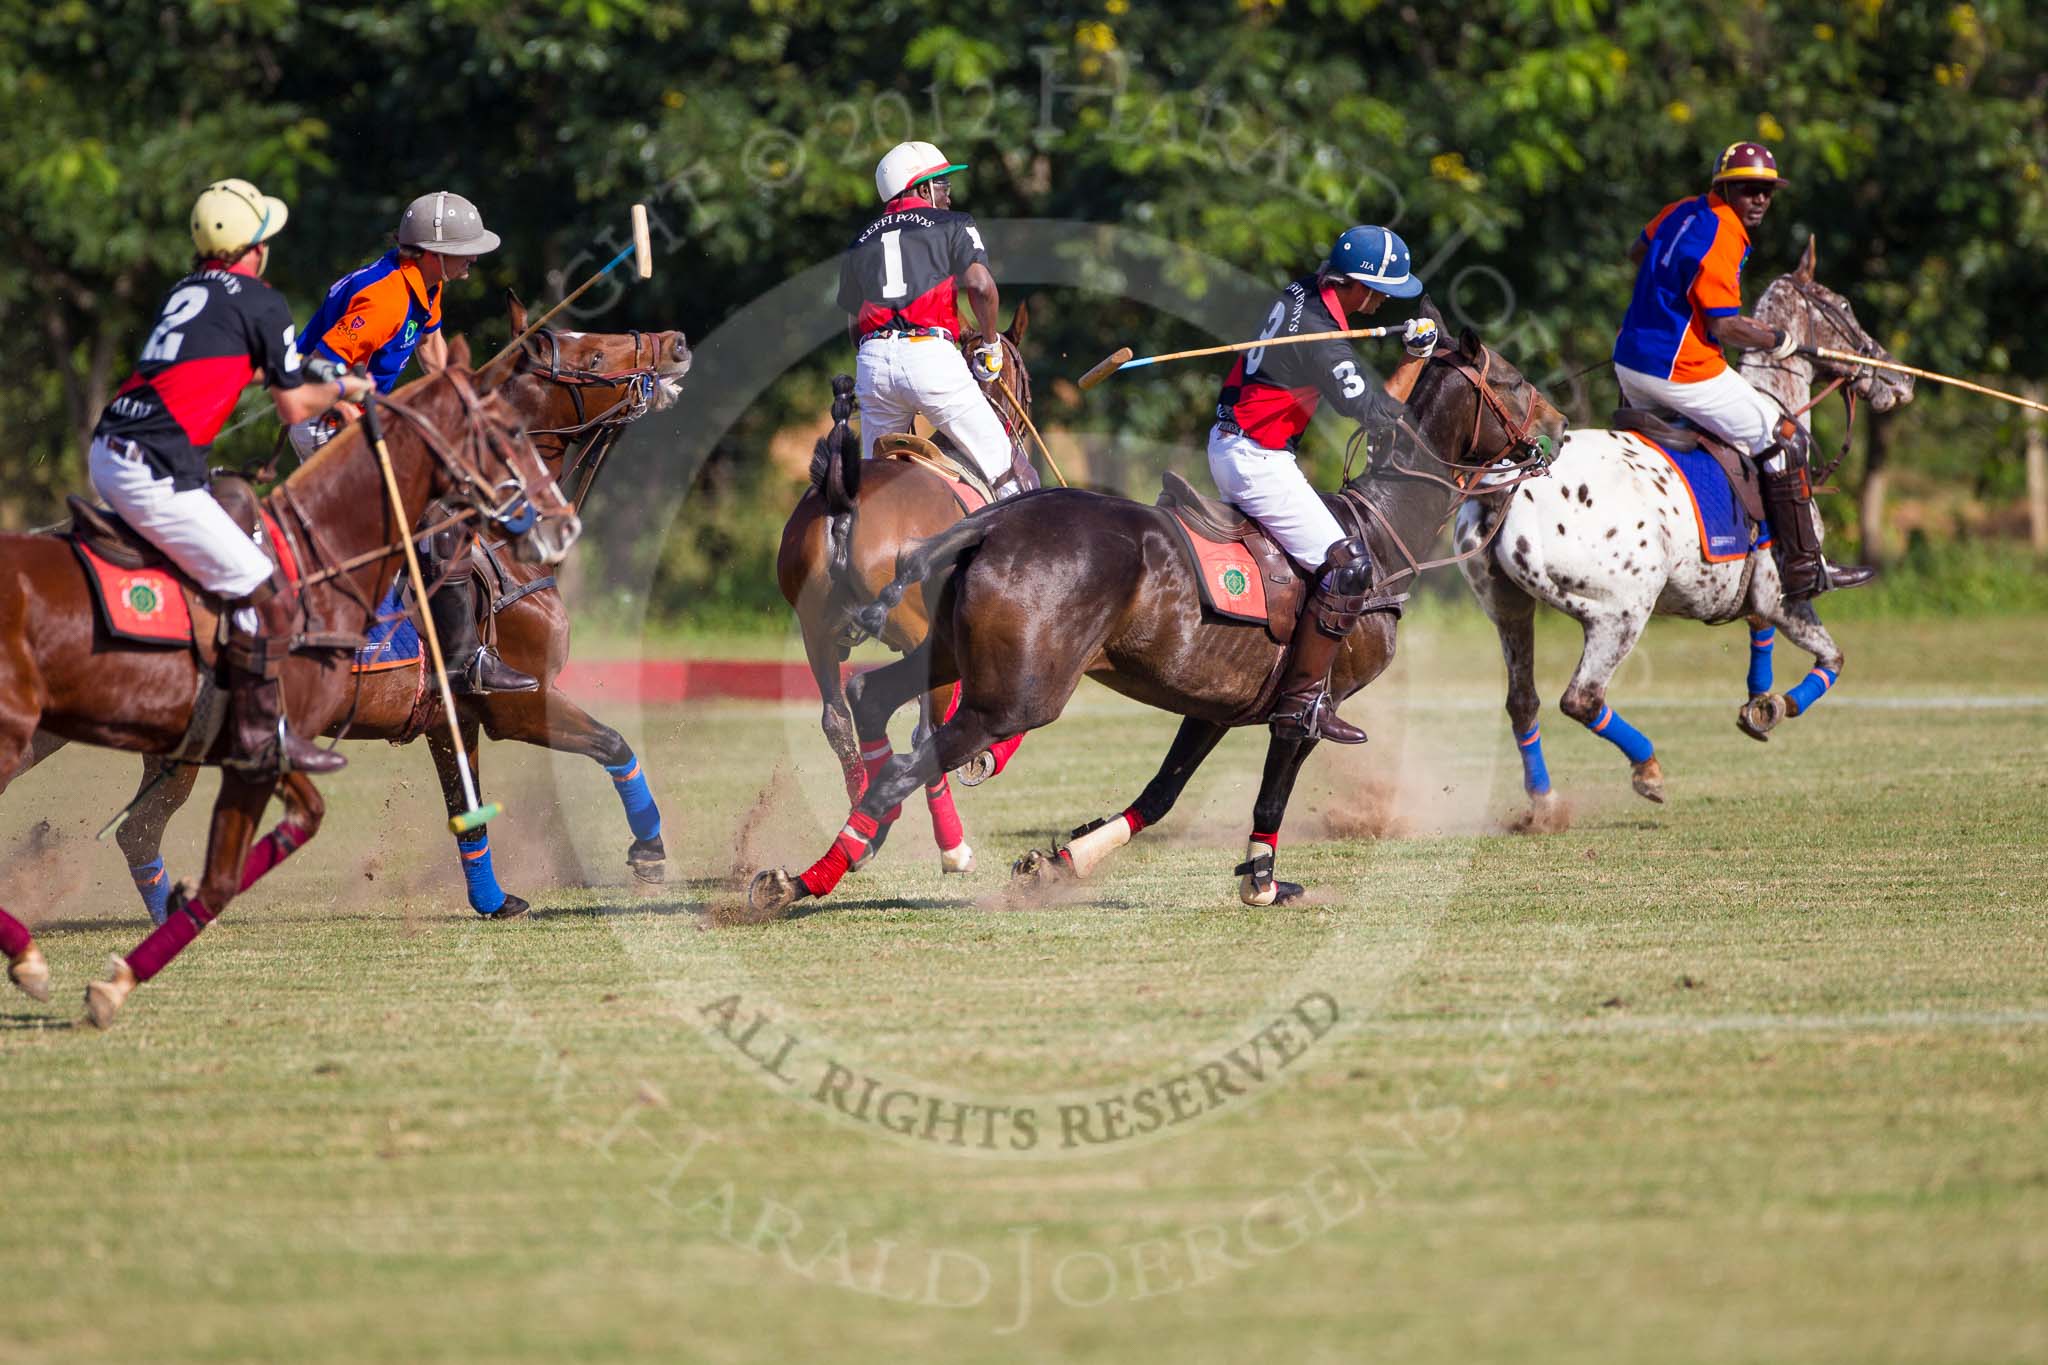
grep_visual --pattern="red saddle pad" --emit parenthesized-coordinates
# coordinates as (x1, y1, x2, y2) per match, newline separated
(71, 541, 193, 646)
(1166, 511, 1268, 623)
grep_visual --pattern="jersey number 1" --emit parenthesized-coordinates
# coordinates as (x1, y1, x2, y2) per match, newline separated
(879, 229, 908, 300)
(140, 286, 208, 363)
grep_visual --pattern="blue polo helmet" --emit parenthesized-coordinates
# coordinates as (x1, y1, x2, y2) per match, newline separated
(1324, 225, 1423, 298)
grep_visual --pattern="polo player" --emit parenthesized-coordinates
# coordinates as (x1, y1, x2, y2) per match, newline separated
(1208, 225, 1440, 744)
(1613, 141, 1873, 599)
(837, 140, 1021, 496)
(90, 179, 373, 776)
(295, 191, 534, 694)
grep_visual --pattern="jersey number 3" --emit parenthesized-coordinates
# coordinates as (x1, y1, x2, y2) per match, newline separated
(140, 286, 208, 364)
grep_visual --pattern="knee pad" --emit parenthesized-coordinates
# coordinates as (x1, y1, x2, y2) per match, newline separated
(1320, 537, 1375, 596)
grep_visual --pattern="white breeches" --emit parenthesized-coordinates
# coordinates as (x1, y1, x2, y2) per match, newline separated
(1205, 425, 1348, 570)
(855, 335, 1016, 489)
(89, 437, 272, 631)
(1614, 364, 1781, 459)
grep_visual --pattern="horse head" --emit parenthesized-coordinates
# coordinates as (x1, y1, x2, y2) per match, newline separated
(399, 368, 584, 565)
(1396, 326, 1569, 478)
(488, 289, 692, 423)
(1746, 239, 1914, 414)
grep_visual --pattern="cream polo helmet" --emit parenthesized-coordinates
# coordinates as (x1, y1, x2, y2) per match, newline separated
(874, 141, 967, 202)
(190, 179, 289, 257)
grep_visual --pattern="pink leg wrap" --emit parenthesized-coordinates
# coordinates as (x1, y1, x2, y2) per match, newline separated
(126, 895, 217, 983)
(798, 810, 881, 899)
(238, 820, 312, 893)
(925, 775, 966, 852)
(0, 907, 31, 960)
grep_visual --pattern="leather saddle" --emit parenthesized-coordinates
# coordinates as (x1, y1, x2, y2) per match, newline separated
(1612, 407, 1765, 523)
(1155, 471, 1306, 646)
(65, 473, 263, 571)
(876, 432, 996, 510)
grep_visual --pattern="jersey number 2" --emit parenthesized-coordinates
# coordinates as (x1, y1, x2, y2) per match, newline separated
(140, 286, 208, 363)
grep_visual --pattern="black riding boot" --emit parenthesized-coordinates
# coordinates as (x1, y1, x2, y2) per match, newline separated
(1759, 419, 1876, 602)
(1269, 537, 1374, 745)
(226, 579, 346, 778)
(431, 570, 537, 695)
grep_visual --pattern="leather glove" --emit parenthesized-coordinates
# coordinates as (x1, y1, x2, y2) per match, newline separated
(1402, 316, 1441, 359)
(970, 342, 1004, 383)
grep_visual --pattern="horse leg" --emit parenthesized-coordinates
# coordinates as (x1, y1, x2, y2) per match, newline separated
(236, 771, 324, 893)
(1557, 609, 1662, 803)
(115, 759, 201, 926)
(1237, 734, 1318, 907)
(0, 721, 50, 1000)
(10, 728, 67, 781)
(472, 689, 666, 886)
(1477, 571, 1564, 825)
(799, 610, 865, 803)
(427, 715, 525, 920)
(1013, 718, 1228, 886)
(915, 686, 974, 875)
(1739, 599, 1843, 739)
(85, 768, 278, 1028)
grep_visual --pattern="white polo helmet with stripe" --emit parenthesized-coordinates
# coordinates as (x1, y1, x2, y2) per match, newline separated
(875, 141, 968, 202)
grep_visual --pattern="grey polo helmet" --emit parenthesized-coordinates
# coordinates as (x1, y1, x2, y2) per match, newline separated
(397, 191, 501, 256)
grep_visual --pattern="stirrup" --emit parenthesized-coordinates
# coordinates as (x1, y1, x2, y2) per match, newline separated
(1270, 691, 1368, 746)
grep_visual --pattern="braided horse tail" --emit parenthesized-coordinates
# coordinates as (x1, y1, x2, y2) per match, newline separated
(806, 375, 861, 586)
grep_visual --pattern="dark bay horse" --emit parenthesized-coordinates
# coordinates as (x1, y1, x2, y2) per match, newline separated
(746, 329, 1565, 914)
(29, 315, 694, 922)
(775, 306, 1037, 875)
(0, 367, 577, 1022)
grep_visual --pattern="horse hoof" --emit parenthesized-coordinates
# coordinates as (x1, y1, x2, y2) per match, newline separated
(746, 868, 805, 916)
(82, 955, 135, 1030)
(940, 843, 975, 875)
(8, 945, 50, 1003)
(627, 837, 667, 885)
(1736, 694, 1788, 742)
(955, 750, 997, 787)
(1630, 757, 1666, 804)
(1272, 880, 1307, 907)
(479, 894, 530, 921)
(1010, 847, 1072, 887)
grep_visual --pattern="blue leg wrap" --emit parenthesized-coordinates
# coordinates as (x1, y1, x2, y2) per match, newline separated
(1585, 704, 1655, 764)
(1784, 666, 1838, 716)
(1514, 725, 1552, 796)
(604, 754, 663, 841)
(1747, 626, 1775, 697)
(130, 857, 171, 927)
(456, 830, 507, 916)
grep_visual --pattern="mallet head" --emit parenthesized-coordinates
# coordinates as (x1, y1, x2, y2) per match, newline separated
(631, 204, 653, 279)
(1078, 347, 1134, 391)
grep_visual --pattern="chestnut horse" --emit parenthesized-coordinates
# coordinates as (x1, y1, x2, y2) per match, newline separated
(775, 308, 1036, 876)
(28, 314, 694, 922)
(0, 366, 577, 1022)
(747, 329, 1565, 914)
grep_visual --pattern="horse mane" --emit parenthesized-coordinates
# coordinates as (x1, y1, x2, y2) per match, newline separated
(288, 365, 464, 488)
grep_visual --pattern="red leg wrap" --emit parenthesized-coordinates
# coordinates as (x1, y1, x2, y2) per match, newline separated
(925, 775, 966, 852)
(0, 907, 31, 960)
(1123, 807, 1149, 836)
(1251, 830, 1280, 852)
(986, 733, 1026, 779)
(238, 820, 312, 893)
(859, 740, 903, 823)
(942, 682, 963, 724)
(127, 898, 214, 983)
(798, 811, 881, 899)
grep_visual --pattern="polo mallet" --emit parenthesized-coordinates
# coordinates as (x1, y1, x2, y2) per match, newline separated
(478, 203, 654, 379)
(1078, 325, 1402, 391)
(992, 374, 1068, 488)
(1802, 347, 2048, 416)
(361, 394, 498, 835)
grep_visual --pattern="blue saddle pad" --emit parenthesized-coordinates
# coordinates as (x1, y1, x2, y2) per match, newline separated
(1630, 435, 1760, 563)
(353, 577, 421, 672)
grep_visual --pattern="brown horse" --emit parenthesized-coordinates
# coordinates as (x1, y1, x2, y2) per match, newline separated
(746, 329, 1565, 914)
(28, 314, 694, 923)
(0, 366, 577, 1022)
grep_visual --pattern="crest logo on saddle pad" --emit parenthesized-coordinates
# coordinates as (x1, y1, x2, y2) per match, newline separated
(1220, 566, 1250, 598)
(124, 581, 163, 618)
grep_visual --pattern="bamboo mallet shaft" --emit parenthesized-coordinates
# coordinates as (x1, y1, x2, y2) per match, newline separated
(993, 375, 1067, 488)
(1078, 325, 1401, 390)
(1804, 347, 2048, 416)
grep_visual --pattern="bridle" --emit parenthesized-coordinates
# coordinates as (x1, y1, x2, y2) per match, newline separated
(1743, 278, 1888, 484)
(970, 331, 1035, 491)
(513, 327, 669, 508)
(1336, 343, 1558, 592)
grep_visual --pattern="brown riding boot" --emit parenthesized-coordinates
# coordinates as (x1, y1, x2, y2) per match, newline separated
(1760, 421, 1876, 602)
(1269, 537, 1374, 746)
(430, 571, 537, 695)
(226, 581, 346, 778)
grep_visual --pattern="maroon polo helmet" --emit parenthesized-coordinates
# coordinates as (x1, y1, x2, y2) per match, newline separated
(1712, 141, 1789, 188)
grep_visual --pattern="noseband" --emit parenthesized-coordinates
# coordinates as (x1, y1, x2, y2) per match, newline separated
(516, 327, 672, 506)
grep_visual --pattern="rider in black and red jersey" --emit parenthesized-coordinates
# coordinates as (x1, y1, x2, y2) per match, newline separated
(89, 178, 374, 778)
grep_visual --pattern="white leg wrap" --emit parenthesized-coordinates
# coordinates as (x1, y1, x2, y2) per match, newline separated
(1063, 814, 1134, 879)
(1238, 838, 1279, 907)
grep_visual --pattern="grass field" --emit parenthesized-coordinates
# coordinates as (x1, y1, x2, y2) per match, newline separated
(1, 609, 2044, 1363)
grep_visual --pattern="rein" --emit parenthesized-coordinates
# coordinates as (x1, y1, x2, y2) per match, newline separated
(515, 328, 666, 509)
(1746, 278, 1874, 486)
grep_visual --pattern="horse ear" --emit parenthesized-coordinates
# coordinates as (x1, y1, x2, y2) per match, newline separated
(1459, 326, 1482, 356)
(445, 334, 471, 369)
(1795, 236, 1816, 282)
(506, 289, 528, 336)
(1007, 296, 1030, 344)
